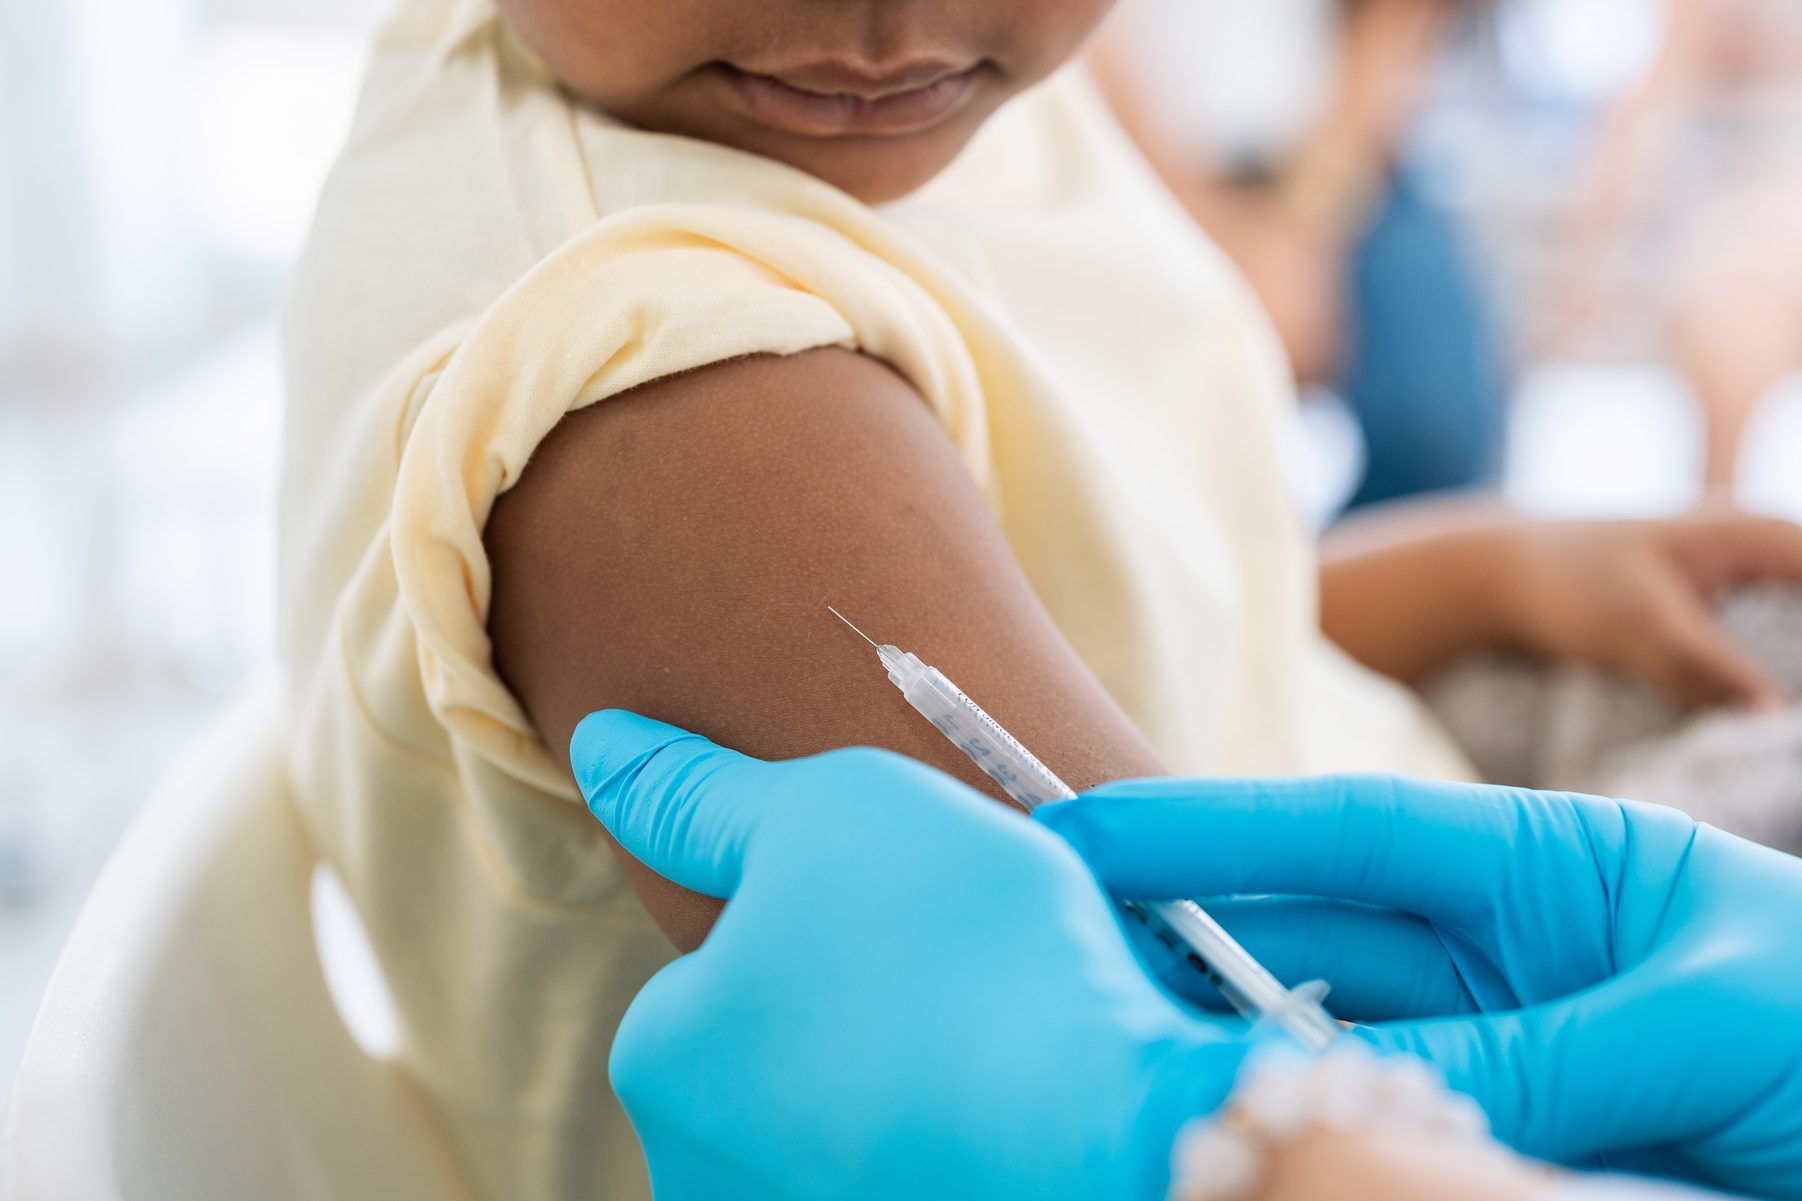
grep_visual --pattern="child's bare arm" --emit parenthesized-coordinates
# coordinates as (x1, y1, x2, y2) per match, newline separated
(486, 347, 1164, 949)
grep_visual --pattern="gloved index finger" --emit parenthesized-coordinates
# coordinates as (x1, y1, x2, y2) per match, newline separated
(570, 710, 768, 899)
(1035, 774, 1549, 930)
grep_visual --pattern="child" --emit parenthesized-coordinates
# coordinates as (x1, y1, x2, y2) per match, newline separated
(278, 1, 1802, 1197)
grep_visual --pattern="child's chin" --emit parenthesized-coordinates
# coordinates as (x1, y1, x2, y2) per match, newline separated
(734, 117, 992, 206)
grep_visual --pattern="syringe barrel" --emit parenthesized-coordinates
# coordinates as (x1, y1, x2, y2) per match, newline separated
(1144, 899, 1338, 1053)
(895, 663, 1075, 811)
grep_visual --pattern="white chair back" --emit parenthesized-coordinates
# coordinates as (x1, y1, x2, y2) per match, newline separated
(1, 682, 470, 1201)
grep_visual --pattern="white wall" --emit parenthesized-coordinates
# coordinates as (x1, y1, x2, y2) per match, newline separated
(0, 0, 374, 1102)
(0, 0, 374, 369)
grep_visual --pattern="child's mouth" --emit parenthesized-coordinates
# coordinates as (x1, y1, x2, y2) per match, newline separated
(717, 62, 984, 139)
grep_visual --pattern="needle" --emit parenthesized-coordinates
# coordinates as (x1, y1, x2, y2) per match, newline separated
(827, 604, 880, 650)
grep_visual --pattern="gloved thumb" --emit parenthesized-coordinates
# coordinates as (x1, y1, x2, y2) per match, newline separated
(571, 710, 769, 899)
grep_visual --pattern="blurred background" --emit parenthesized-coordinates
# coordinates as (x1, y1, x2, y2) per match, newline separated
(0, 0, 375, 1101)
(2, 0, 1800, 1106)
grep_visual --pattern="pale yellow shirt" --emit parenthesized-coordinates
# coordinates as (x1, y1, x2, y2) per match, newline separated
(279, 1, 1469, 1197)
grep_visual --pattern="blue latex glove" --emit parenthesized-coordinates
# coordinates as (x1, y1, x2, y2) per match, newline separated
(1038, 776, 1802, 1200)
(570, 711, 1256, 1201)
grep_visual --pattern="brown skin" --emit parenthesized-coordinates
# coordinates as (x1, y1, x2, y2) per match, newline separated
(493, 0, 1114, 204)
(487, 349, 1161, 949)
(1320, 498, 1802, 710)
(1544, 0, 1802, 485)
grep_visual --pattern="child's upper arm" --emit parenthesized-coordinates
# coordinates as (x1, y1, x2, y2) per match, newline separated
(485, 346, 1163, 949)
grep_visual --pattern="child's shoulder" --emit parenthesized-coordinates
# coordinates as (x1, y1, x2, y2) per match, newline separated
(288, 9, 1245, 446)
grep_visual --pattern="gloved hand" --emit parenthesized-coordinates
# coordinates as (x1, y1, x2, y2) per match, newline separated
(1038, 776, 1802, 1200)
(570, 711, 1255, 1201)
(1115, 888, 1491, 1021)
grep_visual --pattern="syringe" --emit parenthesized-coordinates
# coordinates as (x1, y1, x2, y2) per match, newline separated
(830, 606, 1339, 1054)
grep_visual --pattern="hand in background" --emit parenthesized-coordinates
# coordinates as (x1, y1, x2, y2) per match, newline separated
(1320, 501, 1802, 708)
(1497, 506, 1802, 710)
(1040, 774, 1802, 1199)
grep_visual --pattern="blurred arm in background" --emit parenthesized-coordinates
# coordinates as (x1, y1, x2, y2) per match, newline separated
(1091, 0, 1507, 512)
(1554, 0, 1802, 486)
(1092, 0, 1442, 385)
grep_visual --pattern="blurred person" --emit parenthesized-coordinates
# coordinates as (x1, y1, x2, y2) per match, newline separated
(1092, 0, 1508, 510)
(1555, 0, 1802, 486)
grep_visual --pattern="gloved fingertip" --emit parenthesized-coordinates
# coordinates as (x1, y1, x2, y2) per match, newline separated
(1034, 786, 1183, 880)
(569, 711, 701, 823)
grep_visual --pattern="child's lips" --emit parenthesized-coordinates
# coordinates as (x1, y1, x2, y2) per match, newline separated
(719, 63, 982, 138)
